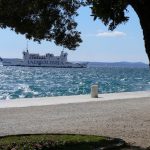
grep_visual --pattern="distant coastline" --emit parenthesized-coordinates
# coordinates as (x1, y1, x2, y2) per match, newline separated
(0, 57, 148, 68)
(75, 61, 148, 68)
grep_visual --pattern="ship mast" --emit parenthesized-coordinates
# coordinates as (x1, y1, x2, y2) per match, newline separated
(26, 41, 29, 53)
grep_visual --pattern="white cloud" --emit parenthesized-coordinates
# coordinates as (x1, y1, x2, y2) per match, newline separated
(96, 31, 126, 37)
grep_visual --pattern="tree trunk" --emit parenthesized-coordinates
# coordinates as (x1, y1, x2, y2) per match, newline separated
(130, 0, 150, 66)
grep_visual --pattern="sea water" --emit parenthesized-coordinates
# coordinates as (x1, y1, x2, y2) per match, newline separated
(0, 66, 150, 100)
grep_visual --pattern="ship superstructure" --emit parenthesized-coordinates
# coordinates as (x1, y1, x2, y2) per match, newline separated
(1, 50, 87, 68)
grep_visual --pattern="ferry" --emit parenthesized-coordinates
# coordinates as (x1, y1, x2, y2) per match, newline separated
(0, 50, 87, 68)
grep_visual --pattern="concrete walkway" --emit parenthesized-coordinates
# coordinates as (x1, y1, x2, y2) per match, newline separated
(0, 91, 150, 108)
(0, 91, 150, 147)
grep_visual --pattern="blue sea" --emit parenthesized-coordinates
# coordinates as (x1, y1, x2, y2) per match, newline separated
(0, 66, 150, 100)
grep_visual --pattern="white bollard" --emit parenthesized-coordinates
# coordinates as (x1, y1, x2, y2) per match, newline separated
(91, 85, 98, 98)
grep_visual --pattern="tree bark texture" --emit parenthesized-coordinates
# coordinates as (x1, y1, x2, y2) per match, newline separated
(130, 0, 150, 65)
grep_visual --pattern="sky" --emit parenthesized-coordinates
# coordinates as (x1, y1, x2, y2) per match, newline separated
(0, 6, 148, 64)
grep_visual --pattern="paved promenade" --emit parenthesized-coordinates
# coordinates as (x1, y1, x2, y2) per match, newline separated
(0, 91, 150, 147)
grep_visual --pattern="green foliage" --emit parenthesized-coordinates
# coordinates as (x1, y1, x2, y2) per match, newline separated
(0, 0, 132, 50)
(0, 0, 149, 63)
(88, 0, 129, 30)
(0, 134, 105, 145)
(0, 134, 106, 150)
(0, 0, 82, 50)
(86, 0, 150, 63)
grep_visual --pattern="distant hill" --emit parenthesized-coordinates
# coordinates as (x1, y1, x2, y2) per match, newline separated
(80, 62, 148, 68)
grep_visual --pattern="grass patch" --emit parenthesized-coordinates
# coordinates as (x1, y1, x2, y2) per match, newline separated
(0, 134, 124, 150)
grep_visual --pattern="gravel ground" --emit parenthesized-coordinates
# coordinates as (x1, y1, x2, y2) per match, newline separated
(0, 97, 150, 148)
